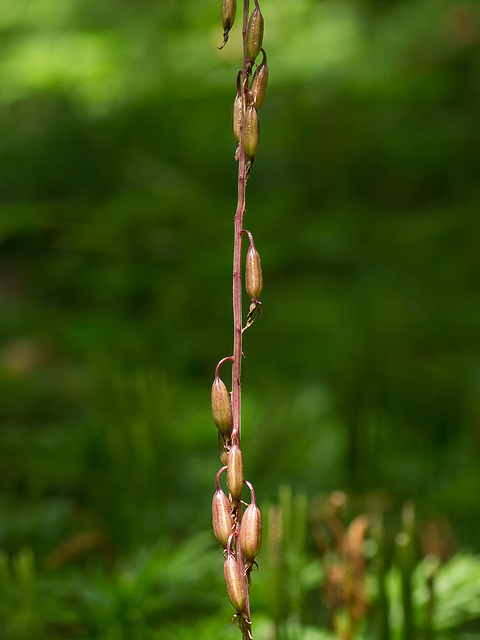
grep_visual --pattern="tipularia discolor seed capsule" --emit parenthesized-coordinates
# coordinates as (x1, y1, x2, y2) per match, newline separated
(232, 87, 242, 145)
(241, 104, 260, 159)
(212, 488, 233, 548)
(245, 243, 263, 300)
(224, 554, 247, 613)
(221, 0, 237, 33)
(211, 377, 233, 435)
(239, 502, 262, 561)
(246, 6, 264, 62)
(227, 445, 243, 501)
(252, 49, 269, 110)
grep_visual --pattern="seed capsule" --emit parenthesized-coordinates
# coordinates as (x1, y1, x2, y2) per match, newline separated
(227, 445, 243, 501)
(246, 6, 264, 62)
(252, 49, 269, 110)
(211, 377, 233, 436)
(219, 0, 236, 48)
(241, 104, 259, 159)
(232, 72, 242, 145)
(221, 0, 237, 33)
(212, 487, 233, 548)
(223, 554, 247, 613)
(245, 242, 263, 300)
(239, 502, 262, 561)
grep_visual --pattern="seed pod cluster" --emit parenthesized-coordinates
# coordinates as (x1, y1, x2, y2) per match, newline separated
(215, 0, 267, 629)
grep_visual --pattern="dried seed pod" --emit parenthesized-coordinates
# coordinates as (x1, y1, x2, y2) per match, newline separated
(239, 502, 262, 561)
(227, 444, 243, 501)
(241, 104, 260, 159)
(211, 376, 233, 436)
(252, 49, 269, 110)
(212, 487, 233, 548)
(221, 0, 237, 33)
(246, 6, 264, 63)
(245, 241, 263, 300)
(219, 0, 236, 48)
(224, 553, 247, 613)
(232, 72, 242, 145)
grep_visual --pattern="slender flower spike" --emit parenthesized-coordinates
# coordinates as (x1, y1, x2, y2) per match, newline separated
(227, 444, 244, 501)
(241, 104, 260, 160)
(239, 502, 262, 562)
(213, 487, 233, 548)
(219, 0, 237, 49)
(212, 376, 233, 436)
(245, 240, 263, 301)
(252, 49, 269, 110)
(246, 6, 264, 62)
(224, 552, 247, 613)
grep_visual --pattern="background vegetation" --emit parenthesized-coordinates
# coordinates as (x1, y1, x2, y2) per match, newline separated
(1, 0, 480, 637)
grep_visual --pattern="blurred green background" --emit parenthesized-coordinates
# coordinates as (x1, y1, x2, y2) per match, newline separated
(1, 0, 480, 638)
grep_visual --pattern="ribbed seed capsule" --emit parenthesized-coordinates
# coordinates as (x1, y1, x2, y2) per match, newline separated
(227, 445, 243, 501)
(252, 49, 269, 110)
(221, 0, 237, 33)
(245, 242, 263, 300)
(241, 104, 259, 159)
(212, 488, 233, 548)
(224, 554, 247, 613)
(232, 73, 242, 145)
(211, 377, 233, 436)
(239, 502, 262, 561)
(246, 6, 264, 62)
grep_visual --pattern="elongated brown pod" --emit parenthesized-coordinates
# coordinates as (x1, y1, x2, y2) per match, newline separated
(246, 6, 264, 62)
(211, 376, 233, 436)
(212, 486, 233, 548)
(224, 553, 247, 613)
(245, 241, 263, 301)
(252, 49, 268, 110)
(221, 0, 237, 32)
(219, 0, 237, 49)
(241, 104, 260, 160)
(232, 71, 243, 145)
(239, 502, 262, 561)
(227, 444, 243, 501)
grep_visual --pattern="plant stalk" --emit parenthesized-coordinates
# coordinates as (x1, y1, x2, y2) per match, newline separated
(231, 1, 252, 637)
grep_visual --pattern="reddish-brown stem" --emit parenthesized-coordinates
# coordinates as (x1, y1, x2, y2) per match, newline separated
(215, 355, 234, 379)
(216, 466, 228, 491)
(244, 479, 257, 505)
(231, 0, 250, 451)
(231, 2, 252, 638)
